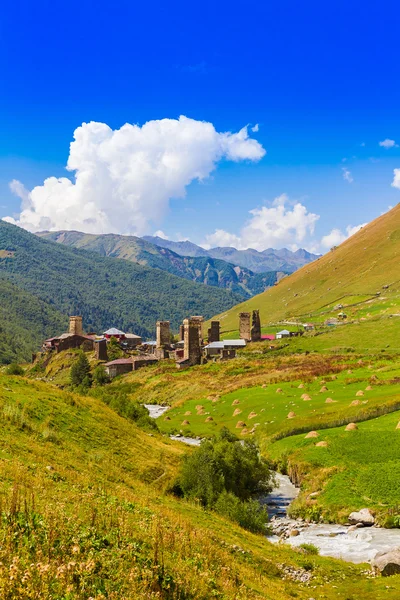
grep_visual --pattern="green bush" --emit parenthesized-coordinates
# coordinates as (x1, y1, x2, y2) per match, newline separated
(176, 427, 273, 532)
(299, 543, 319, 555)
(89, 385, 158, 432)
(214, 491, 269, 533)
(93, 365, 110, 386)
(6, 363, 25, 376)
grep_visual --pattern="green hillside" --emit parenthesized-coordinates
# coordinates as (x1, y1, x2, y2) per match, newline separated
(0, 221, 241, 361)
(0, 277, 67, 364)
(39, 230, 280, 298)
(208, 204, 400, 347)
(0, 372, 398, 598)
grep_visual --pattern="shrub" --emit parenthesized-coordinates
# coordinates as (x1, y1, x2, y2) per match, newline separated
(107, 337, 124, 361)
(70, 351, 92, 389)
(215, 491, 269, 533)
(6, 363, 24, 376)
(299, 543, 319, 555)
(176, 427, 273, 532)
(93, 365, 110, 386)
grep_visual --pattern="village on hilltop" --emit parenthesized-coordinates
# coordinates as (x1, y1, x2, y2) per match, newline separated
(38, 311, 314, 378)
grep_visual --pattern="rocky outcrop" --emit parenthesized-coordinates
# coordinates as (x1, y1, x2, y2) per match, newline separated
(372, 548, 400, 576)
(348, 508, 375, 526)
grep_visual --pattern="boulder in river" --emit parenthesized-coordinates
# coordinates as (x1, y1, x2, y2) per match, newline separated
(348, 508, 375, 526)
(372, 547, 400, 576)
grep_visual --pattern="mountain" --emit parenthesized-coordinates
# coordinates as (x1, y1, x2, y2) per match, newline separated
(38, 230, 282, 298)
(0, 221, 242, 361)
(0, 277, 67, 364)
(143, 235, 320, 273)
(208, 204, 400, 335)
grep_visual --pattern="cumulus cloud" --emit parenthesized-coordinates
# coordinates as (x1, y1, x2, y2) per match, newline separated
(203, 194, 319, 251)
(251, 124, 259, 132)
(392, 168, 400, 189)
(379, 139, 398, 149)
(5, 116, 265, 234)
(320, 223, 366, 249)
(342, 167, 353, 183)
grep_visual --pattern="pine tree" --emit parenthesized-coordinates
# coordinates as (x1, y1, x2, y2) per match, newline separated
(70, 351, 92, 388)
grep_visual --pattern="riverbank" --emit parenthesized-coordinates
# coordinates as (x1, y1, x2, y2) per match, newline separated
(266, 474, 400, 564)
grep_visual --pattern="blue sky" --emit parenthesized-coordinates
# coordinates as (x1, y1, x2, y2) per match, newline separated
(1, 0, 399, 251)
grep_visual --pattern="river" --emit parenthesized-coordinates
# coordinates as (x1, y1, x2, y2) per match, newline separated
(145, 404, 400, 564)
(266, 473, 400, 564)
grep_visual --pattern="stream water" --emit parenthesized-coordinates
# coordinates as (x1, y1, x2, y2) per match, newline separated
(266, 474, 400, 564)
(144, 404, 201, 446)
(145, 405, 400, 564)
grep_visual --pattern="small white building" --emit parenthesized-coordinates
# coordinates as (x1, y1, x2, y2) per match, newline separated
(276, 329, 290, 339)
(204, 339, 246, 358)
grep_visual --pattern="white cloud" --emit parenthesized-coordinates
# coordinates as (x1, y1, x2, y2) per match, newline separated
(203, 194, 320, 251)
(251, 124, 259, 132)
(342, 167, 353, 183)
(320, 223, 366, 249)
(392, 168, 400, 189)
(4, 116, 265, 234)
(153, 230, 169, 239)
(379, 139, 398, 149)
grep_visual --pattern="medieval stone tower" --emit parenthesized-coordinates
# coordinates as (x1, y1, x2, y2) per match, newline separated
(183, 318, 201, 365)
(251, 310, 261, 342)
(156, 321, 170, 348)
(239, 312, 251, 341)
(207, 321, 220, 343)
(69, 316, 83, 336)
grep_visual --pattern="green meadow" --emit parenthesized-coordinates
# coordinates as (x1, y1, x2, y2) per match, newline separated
(158, 358, 400, 440)
(268, 409, 400, 526)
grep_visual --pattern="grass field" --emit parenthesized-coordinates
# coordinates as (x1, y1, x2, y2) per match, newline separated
(157, 356, 400, 440)
(268, 409, 400, 526)
(3, 372, 399, 598)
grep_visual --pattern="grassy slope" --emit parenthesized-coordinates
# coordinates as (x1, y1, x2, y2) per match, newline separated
(0, 220, 241, 346)
(116, 349, 400, 525)
(38, 230, 280, 298)
(1, 373, 394, 599)
(209, 204, 400, 339)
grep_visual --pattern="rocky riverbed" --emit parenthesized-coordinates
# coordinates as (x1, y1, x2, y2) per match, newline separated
(265, 474, 400, 565)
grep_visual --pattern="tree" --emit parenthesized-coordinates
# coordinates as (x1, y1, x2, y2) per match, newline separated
(93, 364, 110, 386)
(176, 428, 273, 532)
(70, 351, 92, 388)
(107, 337, 123, 361)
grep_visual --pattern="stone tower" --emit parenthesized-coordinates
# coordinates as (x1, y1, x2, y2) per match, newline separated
(190, 315, 204, 345)
(251, 310, 261, 342)
(156, 321, 170, 348)
(239, 312, 251, 341)
(183, 318, 201, 365)
(69, 316, 83, 336)
(208, 321, 220, 343)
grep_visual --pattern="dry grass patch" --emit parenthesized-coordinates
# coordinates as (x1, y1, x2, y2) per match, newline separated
(305, 431, 319, 439)
(236, 420, 246, 428)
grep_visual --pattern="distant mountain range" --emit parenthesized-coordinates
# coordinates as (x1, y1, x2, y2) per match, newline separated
(38, 231, 286, 298)
(0, 221, 242, 363)
(143, 236, 320, 273)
